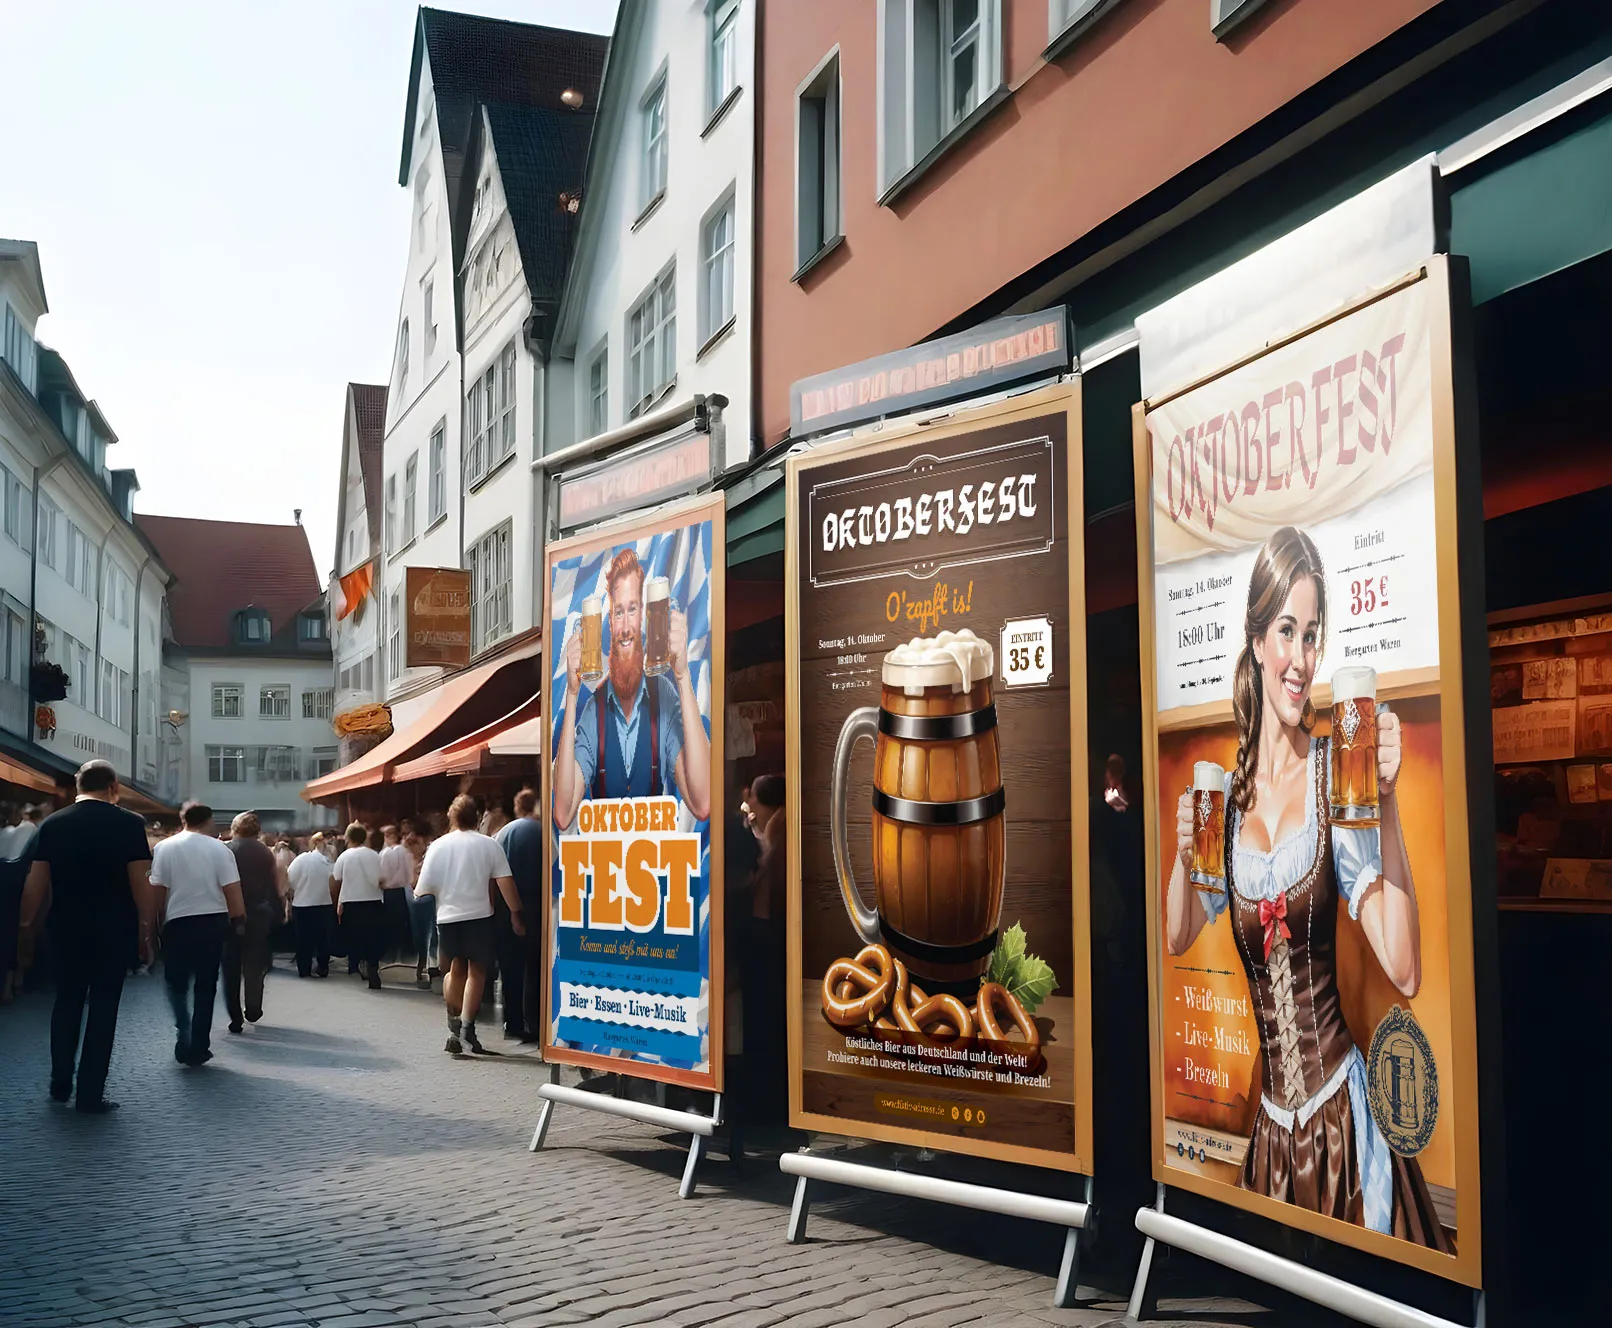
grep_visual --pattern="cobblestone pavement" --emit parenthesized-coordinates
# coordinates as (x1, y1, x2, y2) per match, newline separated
(0, 963, 1335, 1328)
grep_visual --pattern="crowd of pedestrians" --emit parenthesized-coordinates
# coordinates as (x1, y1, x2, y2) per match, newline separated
(0, 758, 558, 1111)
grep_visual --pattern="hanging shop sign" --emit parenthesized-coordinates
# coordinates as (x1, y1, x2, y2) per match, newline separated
(557, 426, 716, 533)
(786, 383, 1092, 1171)
(789, 311, 1071, 439)
(404, 566, 471, 670)
(1135, 261, 1482, 1284)
(540, 492, 726, 1091)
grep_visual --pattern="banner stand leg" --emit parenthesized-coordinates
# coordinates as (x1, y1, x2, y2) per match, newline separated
(1053, 1174, 1097, 1308)
(778, 1149, 1092, 1307)
(1127, 1186, 1483, 1328)
(529, 1073, 723, 1199)
(528, 1064, 562, 1153)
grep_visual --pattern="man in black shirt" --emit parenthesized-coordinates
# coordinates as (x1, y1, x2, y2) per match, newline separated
(20, 760, 153, 1113)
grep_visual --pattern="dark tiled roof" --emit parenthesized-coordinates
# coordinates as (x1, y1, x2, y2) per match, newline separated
(401, 7, 608, 185)
(136, 514, 323, 651)
(485, 102, 593, 305)
(349, 383, 387, 548)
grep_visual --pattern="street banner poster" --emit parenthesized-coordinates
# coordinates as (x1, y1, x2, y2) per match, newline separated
(405, 566, 471, 669)
(1136, 265, 1482, 1284)
(540, 495, 725, 1091)
(786, 385, 1093, 1171)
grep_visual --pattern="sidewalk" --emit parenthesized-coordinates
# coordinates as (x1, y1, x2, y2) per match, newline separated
(0, 962, 1335, 1328)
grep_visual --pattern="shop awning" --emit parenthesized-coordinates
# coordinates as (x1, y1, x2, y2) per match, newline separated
(487, 715, 543, 759)
(1, 751, 60, 795)
(390, 692, 543, 782)
(118, 782, 179, 818)
(301, 639, 541, 802)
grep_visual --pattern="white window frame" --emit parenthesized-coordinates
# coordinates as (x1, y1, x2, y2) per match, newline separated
(700, 192, 737, 348)
(395, 319, 410, 396)
(876, 0, 1004, 203)
(587, 345, 609, 438)
(403, 452, 418, 546)
(388, 589, 402, 679)
(259, 684, 291, 719)
(428, 422, 446, 524)
(312, 747, 339, 777)
(302, 687, 334, 720)
(384, 474, 398, 556)
(494, 341, 517, 469)
(211, 683, 242, 719)
(641, 73, 669, 212)
(1047, 0, 1123, 55)
(98, 657, 116, 722)
(1, 464, 31, 549)
(73, 640, 91, 706)
(423, 279, 436, 357)
(467, 521, 513, 654)
(795, 49, 843, 276)
(626, 265, 677, 418)
(37, 493, 59, 570)
(208, 744, 245, 784)
(708, 0, 741, 119)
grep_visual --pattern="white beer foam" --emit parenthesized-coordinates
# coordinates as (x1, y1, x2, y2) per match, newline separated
(582, 593, 602, 615)
(1331, 665, 1376, 703)
(645, 576, 669, 603)
(1194, 760, 1225, 789)
(884, 628, 995, 695)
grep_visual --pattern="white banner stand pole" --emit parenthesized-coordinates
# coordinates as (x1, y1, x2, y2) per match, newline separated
(528, 1064, 723, 1199)
(1125, 1186, 1486, 1328)
(781, 1148, 1094, 1308)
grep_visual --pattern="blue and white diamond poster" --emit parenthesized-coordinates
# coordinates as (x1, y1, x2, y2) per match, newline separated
(541, 495, 725, 1090)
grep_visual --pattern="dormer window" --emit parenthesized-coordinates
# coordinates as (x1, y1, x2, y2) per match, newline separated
(234, 608, 271, 645)
(299, 613, 327, 642)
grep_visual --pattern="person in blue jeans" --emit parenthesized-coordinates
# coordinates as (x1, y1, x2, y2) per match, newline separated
(405, 826, 437, 988)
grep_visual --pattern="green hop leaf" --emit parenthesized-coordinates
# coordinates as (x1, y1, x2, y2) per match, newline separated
(984, 922, 1058, 1015)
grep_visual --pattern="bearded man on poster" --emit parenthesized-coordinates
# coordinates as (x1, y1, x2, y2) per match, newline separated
(553, 548, 711, 828)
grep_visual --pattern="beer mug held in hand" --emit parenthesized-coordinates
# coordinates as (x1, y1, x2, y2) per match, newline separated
(1189, 761, 1227, 895)
(644, 576, 672, 677)
(579, 593, 606, 686)
(1329, 665, 1380, 826)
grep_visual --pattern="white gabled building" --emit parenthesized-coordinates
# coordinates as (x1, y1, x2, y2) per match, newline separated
(0, 237, 174, 812)
(377, 7, 607, 727)
(330, 382, 387, 758)
(547, 0, 756, 472)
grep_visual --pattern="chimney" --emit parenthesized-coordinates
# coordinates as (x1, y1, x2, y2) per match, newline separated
(294, 508, 303, 526)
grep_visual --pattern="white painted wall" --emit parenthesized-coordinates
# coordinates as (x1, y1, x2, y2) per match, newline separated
(182, 655, 337, 829)
(332, 400, 380, 718)
(554, 0, 756, 467)
(380, 51, 463, 704)
(461, 111, 541, 652)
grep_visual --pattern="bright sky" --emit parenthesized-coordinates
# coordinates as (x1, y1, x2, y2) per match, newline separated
(0, 0, 617, 581)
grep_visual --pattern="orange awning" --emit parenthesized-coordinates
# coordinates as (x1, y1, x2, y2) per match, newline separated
(1, 752, 61, 795)
(486, 714, 543, 758)
(391, 692, 543, 782)
(301, 639, 541, 802)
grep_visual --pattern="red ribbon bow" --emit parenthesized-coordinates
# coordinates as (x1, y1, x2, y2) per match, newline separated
(1258, 892, 1292, 960)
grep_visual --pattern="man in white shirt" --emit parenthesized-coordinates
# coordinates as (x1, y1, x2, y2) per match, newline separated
(413, 795, 524, 1056)
(151, 803, 244, 1067)
(332, 822, 386, 989)
(287, 832, 335, 979)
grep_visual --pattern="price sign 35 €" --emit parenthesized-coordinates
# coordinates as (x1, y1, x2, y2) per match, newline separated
(1000, 615, 1053, 688)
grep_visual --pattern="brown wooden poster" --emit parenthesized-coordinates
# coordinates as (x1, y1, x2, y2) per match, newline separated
(786, 384, 1092, 1171)
(405, 566, 471, 669)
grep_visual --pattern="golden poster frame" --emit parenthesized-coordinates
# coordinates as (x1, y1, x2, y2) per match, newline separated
(1134, 259, 1483, 1286)
(785, 380, 1094, 1174)
(538, 491, 727, 1093)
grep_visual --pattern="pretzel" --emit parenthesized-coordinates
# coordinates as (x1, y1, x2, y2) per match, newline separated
(894, 977, 974, 1047)
(821, 944, 895, 1028)
(975, 981, 1041, 1058)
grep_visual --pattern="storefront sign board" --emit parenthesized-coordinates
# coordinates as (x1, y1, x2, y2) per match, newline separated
(539, 494, 726, 1091)
(557, 427, 715, 533)
(404, 566, 471, 669)
(786, 383, 1093, 1172)
(1135, 263, 1483, 1284)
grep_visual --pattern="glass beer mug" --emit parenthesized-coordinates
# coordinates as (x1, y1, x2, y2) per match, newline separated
(1329, 664, 1380, 826)
(579, 593, 605, 686)
(644, 575, 672, 677)
(1190, 760, 1227, 894)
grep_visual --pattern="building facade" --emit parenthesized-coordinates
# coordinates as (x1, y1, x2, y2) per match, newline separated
(376, 9, 607, 735)
(548, 0, 757, 474)
(138, 514, 333, 832)
(331, 382, 386, 751)
(0, 237, 172, 806)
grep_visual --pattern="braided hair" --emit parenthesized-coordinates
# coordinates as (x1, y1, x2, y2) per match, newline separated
(1229, 526, 1327, 813)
